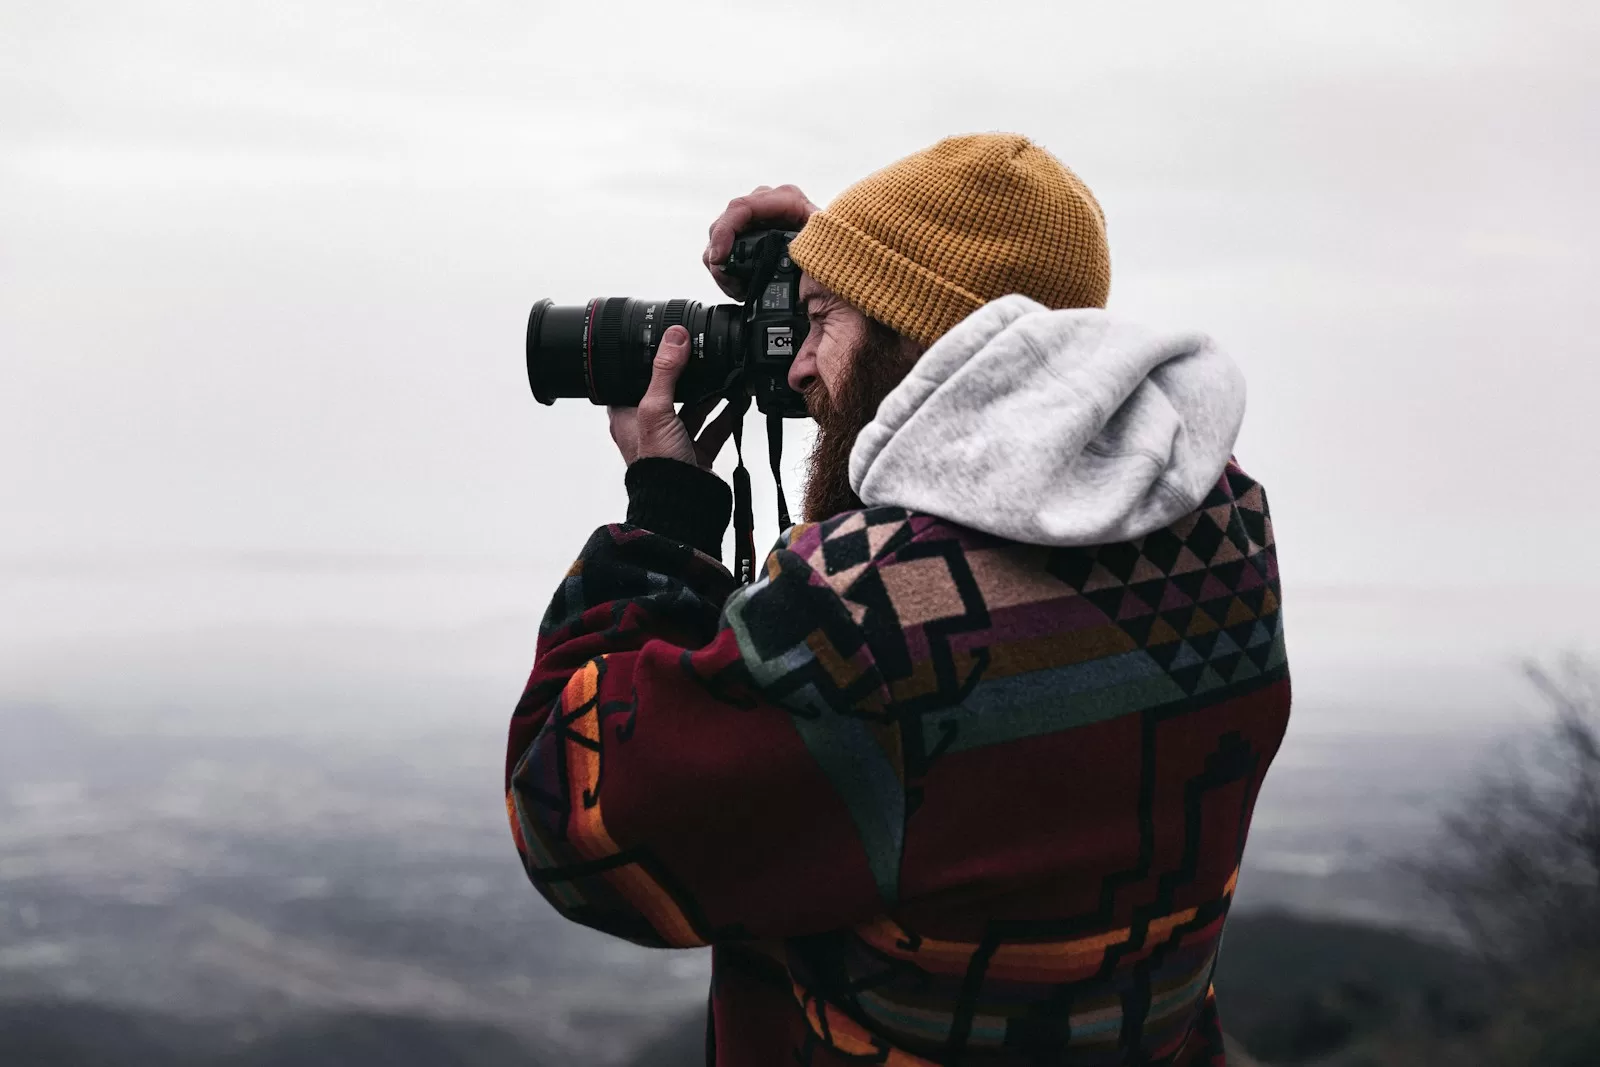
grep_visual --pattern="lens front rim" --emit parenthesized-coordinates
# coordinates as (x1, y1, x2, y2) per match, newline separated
(526, 298, 554, 404)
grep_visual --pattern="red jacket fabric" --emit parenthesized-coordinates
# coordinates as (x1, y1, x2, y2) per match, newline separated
(507, 459, 1290, 1065)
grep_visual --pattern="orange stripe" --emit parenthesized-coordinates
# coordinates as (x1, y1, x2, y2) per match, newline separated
(562, 665, 615, 861)
(555, 661, 703, 947)
(793, 982, 941, 1066)
(505, 790, 525, 852)
(605, 861, 702, 947)
(857, 867, 1239, 982)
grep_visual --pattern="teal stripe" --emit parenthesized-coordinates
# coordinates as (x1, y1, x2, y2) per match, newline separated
(513, 798, 586, 908)
(725, 592, 905, 903)
(1067, 966, 1211, 1040)
(1147, 964, 1215, 1021)
(851, 947, 1215, 1048)
(931, 650, 1185, 757)
(787, 702, 904, 901)
(855, 990, 1007, 1044)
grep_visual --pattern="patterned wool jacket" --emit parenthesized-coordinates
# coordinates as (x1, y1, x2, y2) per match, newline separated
(506, 449, 1290, 1065)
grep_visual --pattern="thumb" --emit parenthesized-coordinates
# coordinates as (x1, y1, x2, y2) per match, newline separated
(639, 325, 689, 417)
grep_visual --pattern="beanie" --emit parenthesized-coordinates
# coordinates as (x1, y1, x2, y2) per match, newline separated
(787, 133, 1110, 349)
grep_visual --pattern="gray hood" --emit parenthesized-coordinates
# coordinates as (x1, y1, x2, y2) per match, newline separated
(848, 294, 1247, 547)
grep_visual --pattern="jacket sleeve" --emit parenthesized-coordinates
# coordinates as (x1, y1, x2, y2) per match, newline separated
(506, 468, 897, 948)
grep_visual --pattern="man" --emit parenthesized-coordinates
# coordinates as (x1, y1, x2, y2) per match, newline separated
(507, 134, 1290, 1066)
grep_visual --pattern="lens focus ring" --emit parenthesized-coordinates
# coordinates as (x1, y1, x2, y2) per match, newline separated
(588, 298, 632, 403)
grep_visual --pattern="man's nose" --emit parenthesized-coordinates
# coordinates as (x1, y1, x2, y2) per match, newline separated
(788, 350, 818, 394)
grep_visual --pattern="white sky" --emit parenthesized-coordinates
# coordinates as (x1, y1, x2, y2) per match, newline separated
(3, 0, 1599, 713)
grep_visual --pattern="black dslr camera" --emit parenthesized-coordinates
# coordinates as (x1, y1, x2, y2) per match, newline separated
(526, 229, 809, 417)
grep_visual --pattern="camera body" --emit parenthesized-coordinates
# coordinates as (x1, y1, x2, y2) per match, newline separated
(719, 229, 809, 417)
(525, 229, 810, 417)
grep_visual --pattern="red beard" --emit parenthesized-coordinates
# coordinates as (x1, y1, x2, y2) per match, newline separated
(801, 322, 922, 523)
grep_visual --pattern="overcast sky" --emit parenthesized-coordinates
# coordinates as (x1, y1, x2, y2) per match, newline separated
(3, 1, 1598, 713)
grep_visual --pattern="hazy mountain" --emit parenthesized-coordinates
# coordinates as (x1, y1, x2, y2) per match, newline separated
(0, 610, 1555, 1063)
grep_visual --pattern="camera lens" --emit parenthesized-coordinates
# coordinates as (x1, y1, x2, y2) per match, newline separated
(526, 297, 744, 407)
(525, 300, 591, 404)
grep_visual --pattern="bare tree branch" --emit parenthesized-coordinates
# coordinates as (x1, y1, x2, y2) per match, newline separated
(1411, 655, 1600, 972)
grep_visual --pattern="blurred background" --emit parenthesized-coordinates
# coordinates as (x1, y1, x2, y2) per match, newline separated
(3, 1, 1598, 1063)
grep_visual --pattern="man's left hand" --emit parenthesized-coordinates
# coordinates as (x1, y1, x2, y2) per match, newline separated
(608, 325, 747, 469)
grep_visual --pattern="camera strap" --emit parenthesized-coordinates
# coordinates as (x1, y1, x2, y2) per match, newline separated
(729, 412, 792, 586)
(730, 420, 756, 586)
(768, 413, 791, 532)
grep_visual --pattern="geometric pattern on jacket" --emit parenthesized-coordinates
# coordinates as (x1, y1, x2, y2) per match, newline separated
(507, 459, 1291, 1066)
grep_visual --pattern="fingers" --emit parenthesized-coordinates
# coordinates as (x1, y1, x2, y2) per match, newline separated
(639, 326, 690, 420)
(705, 183, 815, 260)
(693, 393, 749, 467)
(704, 184, 818, 297)
(607, 406, 640, 466)
(630, 326, 701, 466)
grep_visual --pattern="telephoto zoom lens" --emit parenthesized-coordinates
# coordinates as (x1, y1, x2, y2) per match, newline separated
(527, 297, 744, 407)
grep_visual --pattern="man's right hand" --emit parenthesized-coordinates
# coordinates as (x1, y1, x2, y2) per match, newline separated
(703, 184, 818, 299)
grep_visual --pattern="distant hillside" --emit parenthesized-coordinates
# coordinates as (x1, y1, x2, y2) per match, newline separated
(628, 913, 1484, 1066)
(0, 1003, 551, 1067)
(0, 912, 1490, 1066)
(1213, 911, 1489, 1064)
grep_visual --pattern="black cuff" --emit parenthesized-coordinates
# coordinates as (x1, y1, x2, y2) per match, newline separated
(625, 458, 732, 560)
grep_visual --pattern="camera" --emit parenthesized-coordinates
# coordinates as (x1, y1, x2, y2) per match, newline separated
(525, 229, 810, 418)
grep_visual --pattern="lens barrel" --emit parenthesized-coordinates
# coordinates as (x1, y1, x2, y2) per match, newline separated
(527, 297, 743, 407)
(525, 301, 589, 404)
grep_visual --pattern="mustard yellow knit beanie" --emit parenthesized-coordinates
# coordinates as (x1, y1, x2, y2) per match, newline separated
(788, 133, 1110, 349)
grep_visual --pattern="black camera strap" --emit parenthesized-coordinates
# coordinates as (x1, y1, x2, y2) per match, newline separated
(730, 419, 756, 586)
(729, 412, 792, 586)
(768, 412, 791, 532)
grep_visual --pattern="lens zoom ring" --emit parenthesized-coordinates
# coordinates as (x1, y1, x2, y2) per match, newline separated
(662, 299, 689, 334)
(589, 298, 630, 401)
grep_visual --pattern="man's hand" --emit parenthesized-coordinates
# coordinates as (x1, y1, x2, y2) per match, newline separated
(608, 325, 747, 469)
(704, 184, 818, 298)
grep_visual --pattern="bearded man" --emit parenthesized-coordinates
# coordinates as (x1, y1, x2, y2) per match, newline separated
(506, 134, 1291, 1066)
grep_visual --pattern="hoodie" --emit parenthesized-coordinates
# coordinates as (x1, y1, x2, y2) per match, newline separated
(506, 299, 1289, 1066)
(852, 294, 1248, 547)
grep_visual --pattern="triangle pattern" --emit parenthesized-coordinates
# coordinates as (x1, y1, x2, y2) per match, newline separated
(1186, 607, 1219, 638)
(1147, 639, 1184, 670)
(1209, 537, 1244, 566)
(1131, 579, 1171, 611)
(1117, 588, 1156, 620)
(1119, 614, 1157, 647)
(1084, 587, 1129, 621)
(1212, 560, 1247, 592)
(828, 511, 868, 537)
(1198, 573, 1234, 604)
(1223, 597, 1257, 628)
(1147, 617, 1183, 645)
(1130, 555, 1167, 583)
(1084, 563, 1125, 592)
(1212, 651, 1244, 681)
(1159, 581, 1195, 611)
(1169, 641, 1204, 670)
(1169, 664, 1205, 694)
(866, 519, 906, 557)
